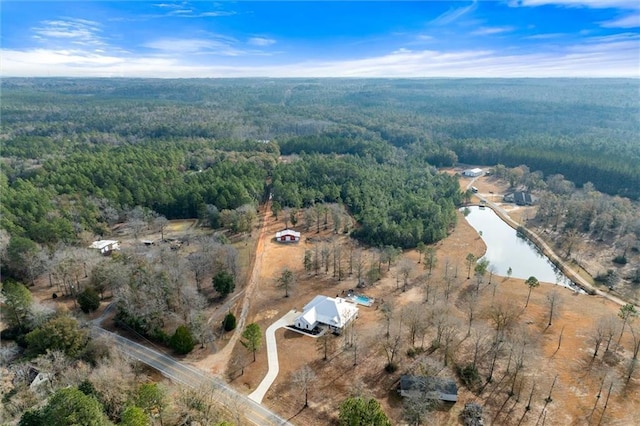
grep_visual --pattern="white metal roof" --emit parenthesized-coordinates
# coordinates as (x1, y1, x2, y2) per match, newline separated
(464, 168, 483, 174)
(297, 295, 358, 329)
(89, 240, 119, 250)
(275, 229, 301, 238)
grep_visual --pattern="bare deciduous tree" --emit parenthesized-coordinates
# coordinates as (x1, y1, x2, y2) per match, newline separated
(153, 215, 169, 241)
(317, 331, 335, 361)
(460, 285, 479, 337)
(380, 300, 394, 339)
(175, 384, 225, 424)
(404, 303, 427, 348)
(292, 365, 317, 408)
(382, 334, 401, 372)
(187, 251, 214, 292)
(398, 258, 413, 292)
(546, 290, 563, 327)
(486, 301, 521, 346)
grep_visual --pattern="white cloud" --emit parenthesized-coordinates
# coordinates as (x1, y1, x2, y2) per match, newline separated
(471, 26, 515, 36)
(33, 19, 105, 47)
(165, 9, 236, 18)
(526, 33, 566, 39)
(248, 37, 276, 47)
(153, 3, 183, 9)
(430, 2, 478, 26)
(600, 14, 640, 28)
(3, 33, 638, 78)
(1, 39, 639, 78)
(144, 37, 243, 56)
(143, 35, 275, 57)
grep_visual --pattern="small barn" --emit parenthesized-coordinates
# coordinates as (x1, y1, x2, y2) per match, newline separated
(89, 240, 120, 255)
(275, 229, 301, 243)
(294, 295, 358, 334)
(399, 376, 458, 402)
(462, 168, 484, 177)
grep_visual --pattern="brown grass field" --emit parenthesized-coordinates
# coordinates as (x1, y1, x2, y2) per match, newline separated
(23, 177, 640, 425)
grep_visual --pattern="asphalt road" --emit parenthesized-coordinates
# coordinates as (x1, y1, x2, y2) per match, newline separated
(91, 327, 292, 426)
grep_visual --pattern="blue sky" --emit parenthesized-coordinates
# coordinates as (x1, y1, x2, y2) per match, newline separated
(2, 1, 639, 77)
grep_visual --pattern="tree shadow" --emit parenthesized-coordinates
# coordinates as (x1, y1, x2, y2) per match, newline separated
(287, 406, 306, 422)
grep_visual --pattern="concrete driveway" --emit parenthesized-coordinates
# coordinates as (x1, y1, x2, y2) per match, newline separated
(248, 309, 299, 403)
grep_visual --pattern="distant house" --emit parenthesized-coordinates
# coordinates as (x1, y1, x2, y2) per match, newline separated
(462, 168, 484, 177)
(503, 191, 536, 206)
(398, 376, 458, 402)
(89, 240, 120, 255)
(275, 229, 301, 243)
(294, 295, 358, 334)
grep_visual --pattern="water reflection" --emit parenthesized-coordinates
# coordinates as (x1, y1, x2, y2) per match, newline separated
(462, 206, 583, 292)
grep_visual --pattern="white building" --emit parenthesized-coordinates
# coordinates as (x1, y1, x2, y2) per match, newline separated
(462, 168, 484, 177)
(275, 229, 301, 243)
(294, 295, 358, 333)
(89, 240, 120, 255)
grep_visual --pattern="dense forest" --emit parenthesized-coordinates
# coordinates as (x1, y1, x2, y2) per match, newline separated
(1, 78, 638, 251)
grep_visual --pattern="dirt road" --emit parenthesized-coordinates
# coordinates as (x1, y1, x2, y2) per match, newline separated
(195, 201, 272, 375)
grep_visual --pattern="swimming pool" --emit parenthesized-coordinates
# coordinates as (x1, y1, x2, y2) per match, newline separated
(350, 294, 374, 307)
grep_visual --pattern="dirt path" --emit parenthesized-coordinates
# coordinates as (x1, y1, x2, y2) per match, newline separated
(194, 201, 272, 375)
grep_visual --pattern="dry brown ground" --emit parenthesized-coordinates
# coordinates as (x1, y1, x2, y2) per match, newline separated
(21, 192, 640, 425)
(211, 180, 639, 425)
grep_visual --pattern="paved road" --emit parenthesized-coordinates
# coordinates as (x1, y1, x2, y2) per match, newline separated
(91, 327, 292, 426)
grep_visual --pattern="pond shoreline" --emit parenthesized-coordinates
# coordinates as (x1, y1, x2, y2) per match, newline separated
(465, 203, 596, 295)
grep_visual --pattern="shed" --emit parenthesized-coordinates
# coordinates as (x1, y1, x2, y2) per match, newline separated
(275, 229, 301, 243)
(462, 168, 484, 177)
(89, 240, 120, 255)
(399, 376, 458, 402)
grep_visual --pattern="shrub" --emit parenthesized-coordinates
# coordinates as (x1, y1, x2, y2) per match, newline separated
(223, 313, 237, 332)
(213, 271, 235, 297)
(169, 325, 195, 355)
(384, 362, 398, 373)
(77, 287, 100, 313)
(613, 255, 627, 265)
(457, 364, 482, 390)
(78, 380, 97, 396)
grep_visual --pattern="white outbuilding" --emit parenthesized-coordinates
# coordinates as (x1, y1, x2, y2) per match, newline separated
(462, 168, 484, 177)
(89, 240, 120, 255)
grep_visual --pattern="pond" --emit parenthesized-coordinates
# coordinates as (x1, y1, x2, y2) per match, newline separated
(462, 206, 583, 292)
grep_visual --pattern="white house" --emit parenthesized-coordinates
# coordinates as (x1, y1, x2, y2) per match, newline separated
(294, 295, 358, 333)
(89, 240, 120, 255)
(462, 168, 484, 177)
(275, 229, 301, 243)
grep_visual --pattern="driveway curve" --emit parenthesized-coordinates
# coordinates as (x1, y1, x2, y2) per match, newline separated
(248, 310, 299, 403)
